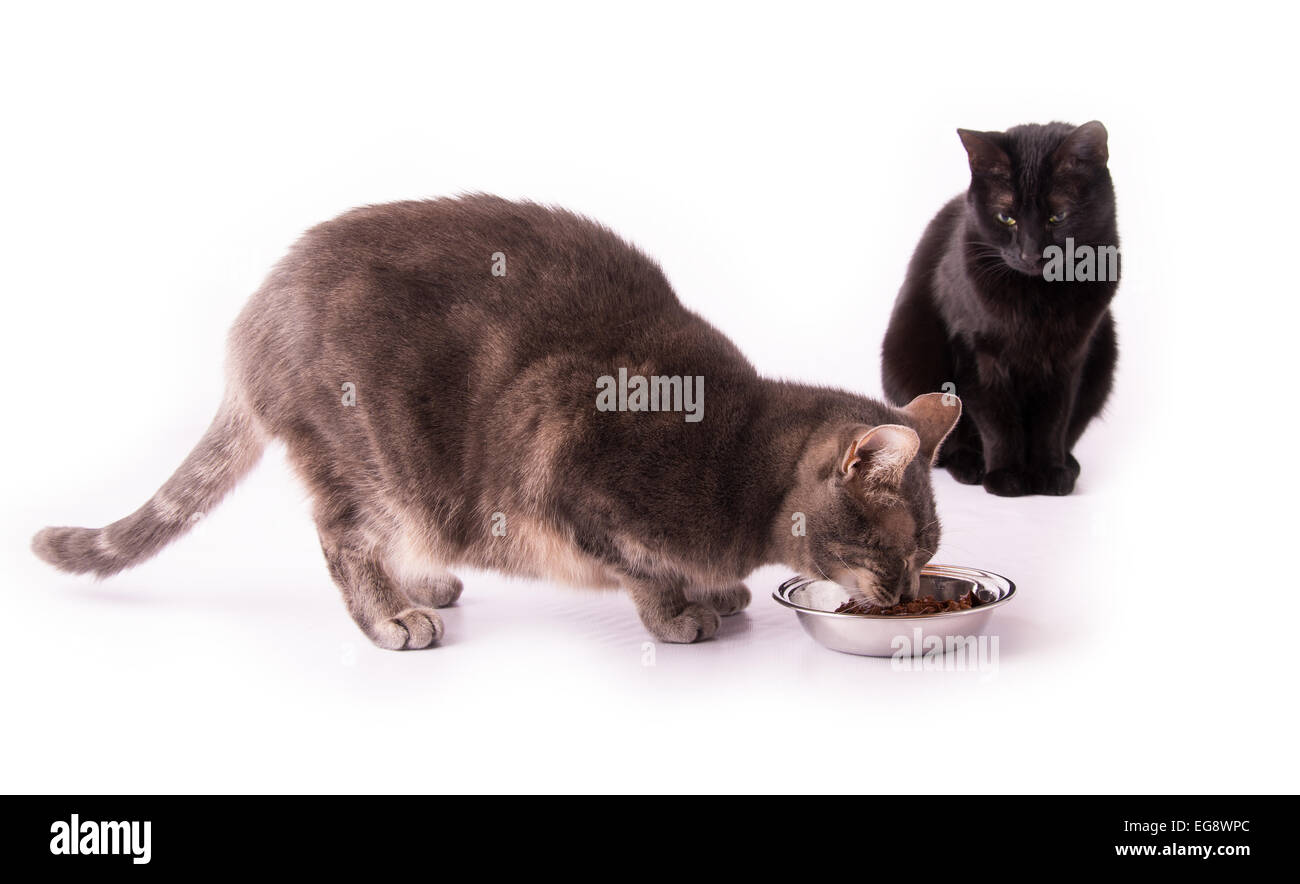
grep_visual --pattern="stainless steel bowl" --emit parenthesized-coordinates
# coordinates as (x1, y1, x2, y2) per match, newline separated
(773, 564, 1015, 657)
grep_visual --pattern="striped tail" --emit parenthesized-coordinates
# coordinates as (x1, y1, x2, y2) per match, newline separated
(32, 394, 266, 578)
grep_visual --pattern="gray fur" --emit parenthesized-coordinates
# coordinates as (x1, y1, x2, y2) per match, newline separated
(34, 195, 961, 649)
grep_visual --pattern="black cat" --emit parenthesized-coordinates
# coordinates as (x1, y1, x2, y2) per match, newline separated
(881, 121, 1119, 497)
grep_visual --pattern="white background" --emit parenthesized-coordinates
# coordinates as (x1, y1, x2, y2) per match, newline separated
(2, 1, 1296, 793)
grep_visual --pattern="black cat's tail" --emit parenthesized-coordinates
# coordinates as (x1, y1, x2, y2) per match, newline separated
(32, 392, 266, 578)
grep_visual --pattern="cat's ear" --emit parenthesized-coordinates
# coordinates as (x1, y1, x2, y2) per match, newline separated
(1053, 120, 1109, 170)
(898, 392, 963, 466)
(957, 128, 1011, 177)
(841, 425, 921, 488)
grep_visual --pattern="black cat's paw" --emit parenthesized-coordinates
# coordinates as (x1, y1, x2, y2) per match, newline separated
(943, 448, 986, 485)
(983, 468, 1030, 497)
(1030, 465, 1077, 496)
(1065, 453, 1081, 480)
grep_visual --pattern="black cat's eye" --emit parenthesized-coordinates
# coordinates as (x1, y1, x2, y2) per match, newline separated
(995, 212, 1016, 226)
(1048, 212, 1067, 224)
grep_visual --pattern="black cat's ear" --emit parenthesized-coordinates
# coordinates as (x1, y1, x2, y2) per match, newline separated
(898, 392, 963, 466)
(1053, 120, 1109, 170)
(957, 128, 1011, 177)
(841, 425, 921, 488)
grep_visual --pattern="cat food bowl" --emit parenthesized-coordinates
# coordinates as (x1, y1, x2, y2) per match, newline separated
(773, 564, 1015, 657)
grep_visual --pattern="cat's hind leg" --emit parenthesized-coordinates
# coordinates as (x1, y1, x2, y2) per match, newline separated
(1066, 311, 1118, 456)
(313, 493, 444, 651)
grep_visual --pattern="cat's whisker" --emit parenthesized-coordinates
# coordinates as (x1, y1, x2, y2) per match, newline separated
(830, 550, 852, 576)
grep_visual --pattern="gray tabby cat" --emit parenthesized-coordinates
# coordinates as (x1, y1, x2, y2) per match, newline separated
(33, 196, 961, 650)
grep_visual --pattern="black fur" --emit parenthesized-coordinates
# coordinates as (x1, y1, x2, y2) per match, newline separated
(882, 121, 1119, 496)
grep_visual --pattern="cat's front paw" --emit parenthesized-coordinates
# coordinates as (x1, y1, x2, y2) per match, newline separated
(654, 603, 721, 643)
(370, 607, 444, 650)
(710, 583, 751, 616)
(983, 468, 1031, 497)
(1029, 465, 1077, 496)
(943, 447, 985, 485)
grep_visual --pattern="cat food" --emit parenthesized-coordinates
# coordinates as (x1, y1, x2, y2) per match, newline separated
(834, 592, 973, 616)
